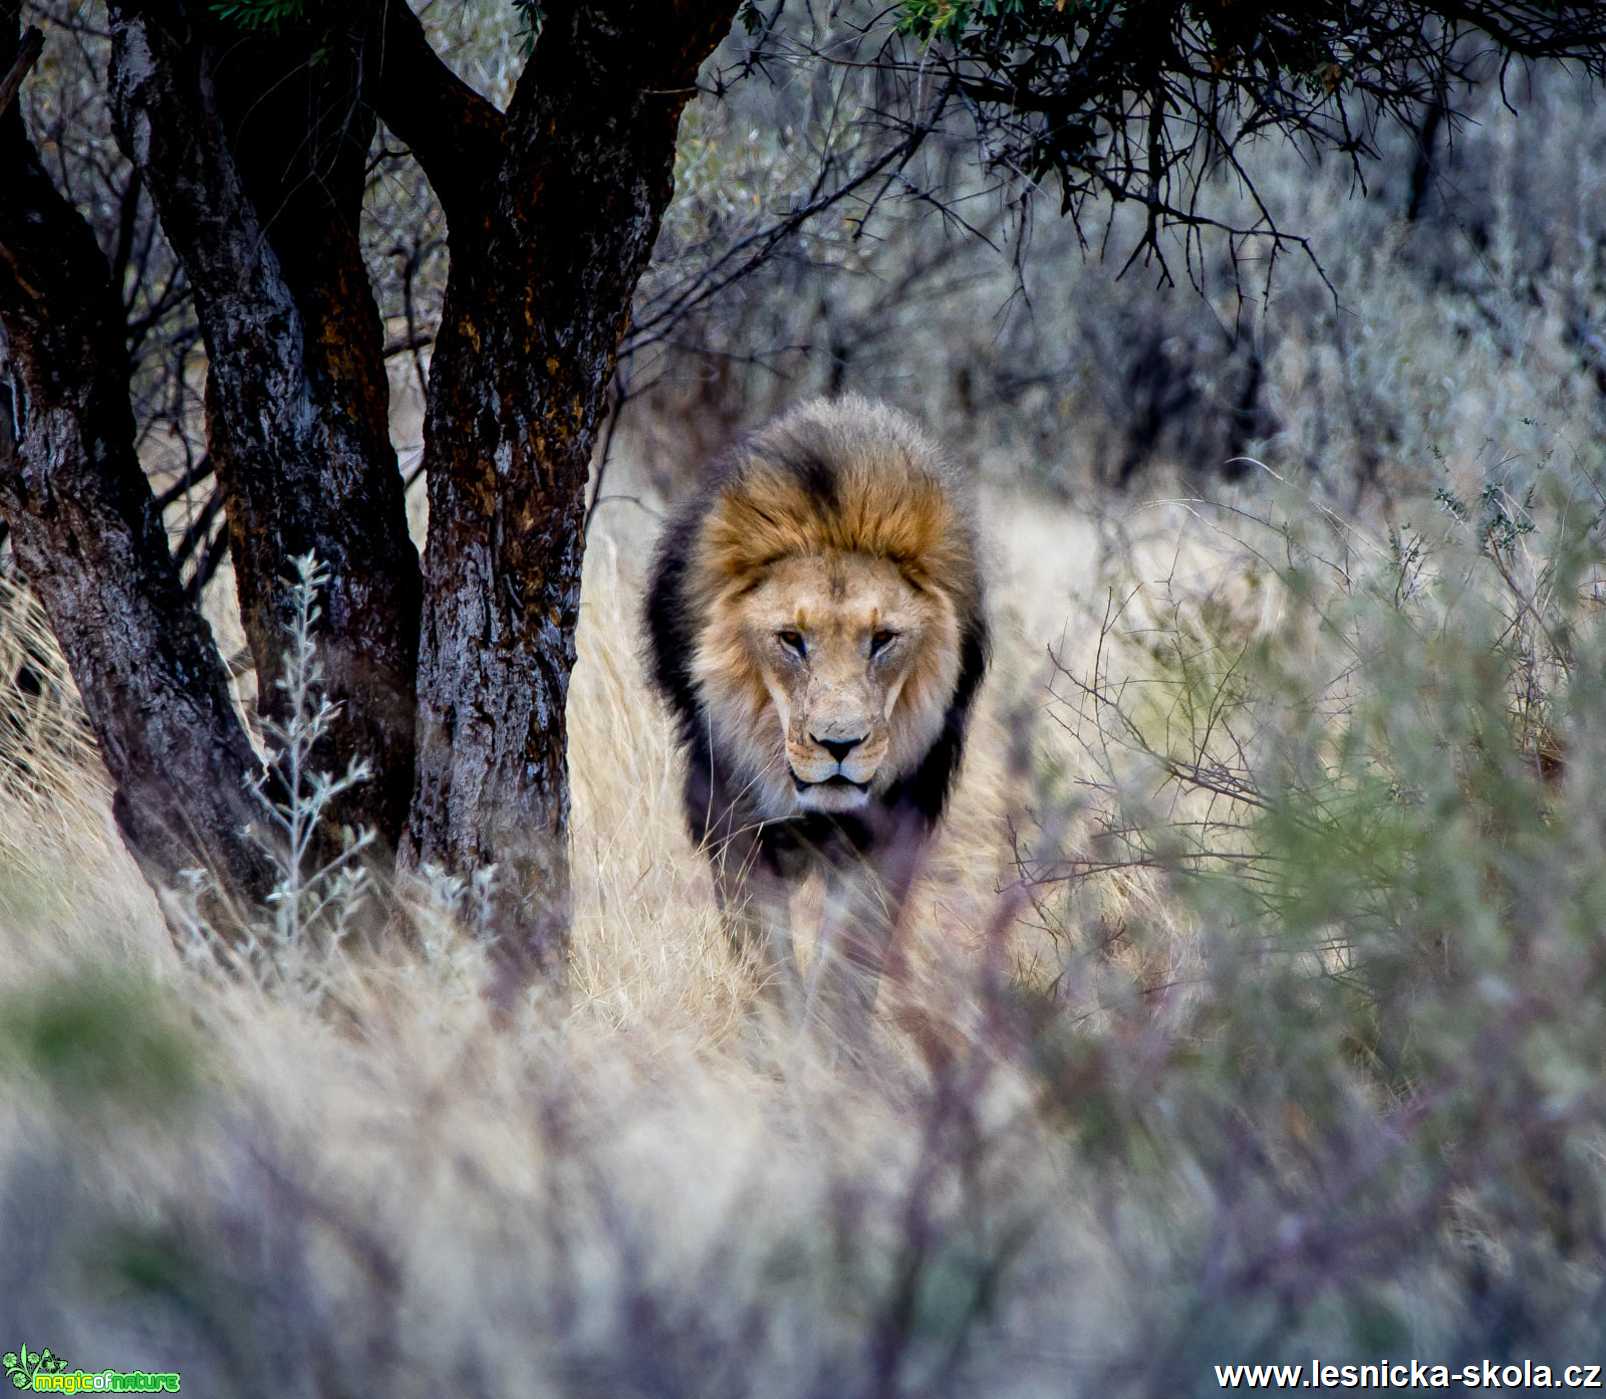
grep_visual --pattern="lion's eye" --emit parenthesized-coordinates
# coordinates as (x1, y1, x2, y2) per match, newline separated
(776, 630, 807, 657)
(870, 629, 899, 656)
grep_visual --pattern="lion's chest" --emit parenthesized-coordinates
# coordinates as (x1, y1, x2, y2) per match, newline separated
(756, 808, 883, 878)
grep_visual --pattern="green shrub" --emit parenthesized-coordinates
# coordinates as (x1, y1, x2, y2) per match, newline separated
(1021, 462, 1606, 1374)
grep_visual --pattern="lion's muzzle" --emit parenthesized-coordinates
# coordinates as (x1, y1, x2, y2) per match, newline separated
(788, 722, 887, 811)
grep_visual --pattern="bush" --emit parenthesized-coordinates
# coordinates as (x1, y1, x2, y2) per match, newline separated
(1009, 457, 1606, 1376)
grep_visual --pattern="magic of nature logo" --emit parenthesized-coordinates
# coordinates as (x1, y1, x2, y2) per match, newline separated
(3, 1345, 180, 1393)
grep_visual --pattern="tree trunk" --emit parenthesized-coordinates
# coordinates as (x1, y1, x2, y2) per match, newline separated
(0, 9, 275, 914)
(388, 1, 737, 991)
(108, 2, 421, 849)
(1, 0, 739, 986)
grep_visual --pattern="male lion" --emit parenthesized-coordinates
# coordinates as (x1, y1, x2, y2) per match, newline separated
(644, 396, 988, 1032)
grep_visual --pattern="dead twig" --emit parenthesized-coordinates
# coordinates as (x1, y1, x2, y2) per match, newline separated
(0, 26, 44, 117)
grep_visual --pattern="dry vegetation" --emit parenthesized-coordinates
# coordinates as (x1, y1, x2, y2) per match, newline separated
(6, 4, 1606, 1393)
(9, 463, 1606, 1390)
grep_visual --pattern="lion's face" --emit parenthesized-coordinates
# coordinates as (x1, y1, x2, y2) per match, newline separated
(693, 551, 963, 817)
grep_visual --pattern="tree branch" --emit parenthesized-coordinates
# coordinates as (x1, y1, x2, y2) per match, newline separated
(375, 0, 505, 225)
(848, 0, 1606, 284)
(0, 22, 41, 115)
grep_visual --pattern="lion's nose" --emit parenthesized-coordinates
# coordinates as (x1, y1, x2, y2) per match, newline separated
(814, 734, 866, 763)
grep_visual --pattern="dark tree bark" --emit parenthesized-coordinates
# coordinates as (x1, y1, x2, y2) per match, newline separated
(382, 0, 737, 990)
(0, 8, 275, 913)
(107, 2, 421, 848)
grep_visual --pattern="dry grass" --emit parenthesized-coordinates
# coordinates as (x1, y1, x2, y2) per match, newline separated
(9, 445, 1606, 1388)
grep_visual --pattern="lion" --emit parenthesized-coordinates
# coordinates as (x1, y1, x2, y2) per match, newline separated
(644, 396, 989, 1035)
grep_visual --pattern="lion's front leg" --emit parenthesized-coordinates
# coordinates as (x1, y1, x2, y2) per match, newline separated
(710, 841, 801, 1014)
(808, 863, 892, 1041)
(807, 822, 926, 1045)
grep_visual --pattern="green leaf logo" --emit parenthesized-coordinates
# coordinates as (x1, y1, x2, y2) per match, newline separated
(4, 1346, 68, 1388)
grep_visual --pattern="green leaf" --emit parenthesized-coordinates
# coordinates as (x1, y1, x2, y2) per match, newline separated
(209, 0, 308, 31)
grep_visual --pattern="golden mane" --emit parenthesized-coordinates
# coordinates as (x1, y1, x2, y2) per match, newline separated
(689, 396, 980, 612)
